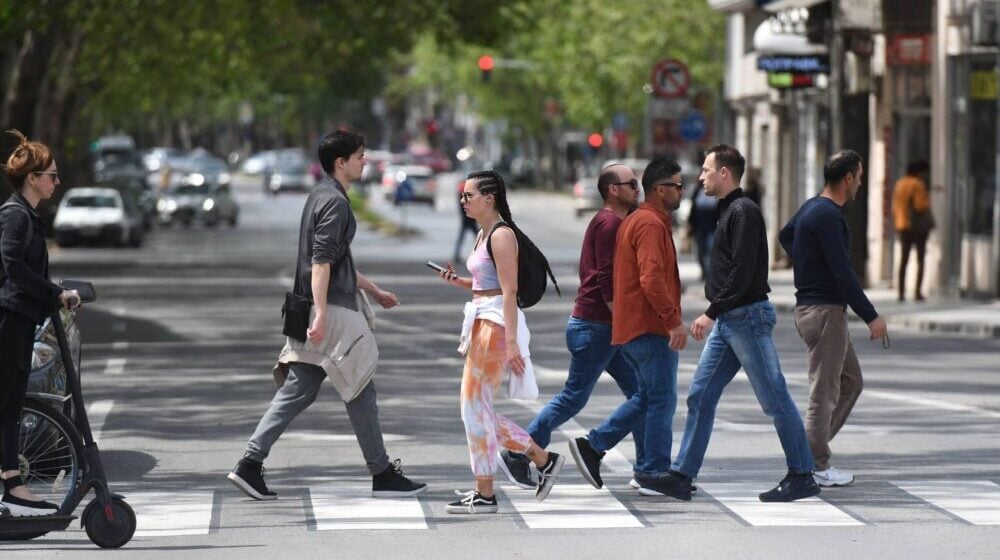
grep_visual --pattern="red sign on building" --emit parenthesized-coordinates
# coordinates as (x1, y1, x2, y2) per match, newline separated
(887, 34, 931, 66)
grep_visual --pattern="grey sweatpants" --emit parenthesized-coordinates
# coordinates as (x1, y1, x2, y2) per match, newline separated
(244, 362, 390, 475)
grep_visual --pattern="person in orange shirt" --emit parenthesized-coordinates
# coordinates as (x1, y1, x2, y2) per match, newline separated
(567, 156, 689, 500)
(892, 161, 933, 301)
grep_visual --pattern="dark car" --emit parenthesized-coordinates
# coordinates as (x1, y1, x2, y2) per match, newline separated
(263, 155, 316, 195)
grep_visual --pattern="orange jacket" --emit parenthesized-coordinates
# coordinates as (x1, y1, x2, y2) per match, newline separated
(611, 203, 683, 345)
(892, 175, 930, 232)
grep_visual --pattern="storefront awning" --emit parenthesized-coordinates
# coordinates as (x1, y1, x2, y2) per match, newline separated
(758, 0, 829, 12)
(753, 18, 828, 55)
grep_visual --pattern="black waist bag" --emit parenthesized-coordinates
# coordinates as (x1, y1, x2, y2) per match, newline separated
(282, 291, 310, 343)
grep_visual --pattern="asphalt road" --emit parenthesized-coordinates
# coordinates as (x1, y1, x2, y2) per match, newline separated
(5, 176, 1000, 559)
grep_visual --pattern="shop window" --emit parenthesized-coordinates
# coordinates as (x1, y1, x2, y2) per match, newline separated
(966, 60, 997, 235)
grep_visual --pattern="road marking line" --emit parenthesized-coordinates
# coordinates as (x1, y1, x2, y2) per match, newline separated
(504, 484, 643, 529)
(103, 358, 127, 375)
(126, 491, 214, 536)
(892, 481, 1000, 525)
(86, 400, 114, 443)
(864, 390, 1000, 420)
(698, 482, 863, 526)
(309, 485, 427, 530)
(111, 341, 129, 350)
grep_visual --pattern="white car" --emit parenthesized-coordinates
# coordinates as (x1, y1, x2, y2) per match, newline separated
(54, 187, 144, 247)
(381, 165, 437, 204)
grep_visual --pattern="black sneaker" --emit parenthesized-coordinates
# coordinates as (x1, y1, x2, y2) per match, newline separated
(636, 471, 693, 501)
(497, 450, 536, 490)
(227, 458, 277, 501)
(372, 459, 428, 498)
(568, 437, 605, 489)
(535, 452, 565, 501)
(0, 503, 9, 518)
(759, 472, 821, 502)
(446, 490, 499, 514)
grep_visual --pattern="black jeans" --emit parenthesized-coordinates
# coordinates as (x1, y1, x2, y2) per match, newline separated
(0, 309, 36, 472)
(898, 230, 928, 299)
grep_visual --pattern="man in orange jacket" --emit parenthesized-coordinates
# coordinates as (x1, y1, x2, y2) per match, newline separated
(568, 156, 690, 500)
(892, 161, 933, 301)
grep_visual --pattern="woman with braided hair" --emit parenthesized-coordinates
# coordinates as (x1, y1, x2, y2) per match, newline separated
(436, 170, 564, 514)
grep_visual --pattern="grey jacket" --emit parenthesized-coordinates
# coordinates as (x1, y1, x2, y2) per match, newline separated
(295, 177, 358, 311)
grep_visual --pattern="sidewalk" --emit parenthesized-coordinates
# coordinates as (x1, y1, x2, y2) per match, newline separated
(767, 268, 1000, 339)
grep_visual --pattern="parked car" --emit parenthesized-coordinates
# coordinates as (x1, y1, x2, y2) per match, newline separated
(263, 155, 316, 195)
(156, 183, 238, 227)
(54, 187, 144, 247)
(381, 165, 437, 204)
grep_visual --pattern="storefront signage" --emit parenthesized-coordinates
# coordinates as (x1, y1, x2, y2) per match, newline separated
(757, 55, 830, 73)
(887, 34, 931, 66)
(970, 69, 998, 100)
(767, 73, 816, 89)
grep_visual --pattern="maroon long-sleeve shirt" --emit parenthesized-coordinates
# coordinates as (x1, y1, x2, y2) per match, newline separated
(572, 209, 622, 324)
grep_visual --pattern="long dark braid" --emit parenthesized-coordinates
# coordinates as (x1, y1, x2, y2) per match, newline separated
(467, 170, 560, 296)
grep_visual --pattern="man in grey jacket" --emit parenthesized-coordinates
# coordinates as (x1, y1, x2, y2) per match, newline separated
(228, 130, 426, 500)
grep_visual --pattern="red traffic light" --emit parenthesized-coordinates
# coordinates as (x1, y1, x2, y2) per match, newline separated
(478, 55, 495, 72)
(588, 133, 604, 148)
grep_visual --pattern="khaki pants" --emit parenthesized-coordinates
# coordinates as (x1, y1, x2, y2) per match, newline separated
(794, 305, 863, 471)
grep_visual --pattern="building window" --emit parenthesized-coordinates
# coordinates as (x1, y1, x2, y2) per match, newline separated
(966, 58, 997, 235)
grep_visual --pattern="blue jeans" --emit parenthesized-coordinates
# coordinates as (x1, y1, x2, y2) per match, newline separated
(672, 300, 814, 478)
(527, 317, 644, 465)
(587, 334, 678, 478)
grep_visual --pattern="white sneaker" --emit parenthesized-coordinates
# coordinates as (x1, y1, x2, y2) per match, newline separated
(814, 466, 855, 487)
(629, 478, 641, 489)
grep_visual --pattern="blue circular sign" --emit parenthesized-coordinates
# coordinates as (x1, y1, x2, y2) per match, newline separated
(679, 111, 708, 142)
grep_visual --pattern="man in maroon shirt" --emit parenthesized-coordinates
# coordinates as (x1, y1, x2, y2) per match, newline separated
(498, 163, 642, 489)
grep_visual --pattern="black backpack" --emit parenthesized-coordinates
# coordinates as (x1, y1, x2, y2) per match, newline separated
(486, 221, 560, 308)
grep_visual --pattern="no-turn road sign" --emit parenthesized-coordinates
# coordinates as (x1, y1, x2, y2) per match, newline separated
(651, 59, 691, 99)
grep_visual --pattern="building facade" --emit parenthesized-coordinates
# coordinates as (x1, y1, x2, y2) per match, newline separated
(710, 0, 1000, 298)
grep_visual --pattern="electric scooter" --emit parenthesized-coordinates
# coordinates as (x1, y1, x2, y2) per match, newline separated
(0, 279, 136, 548)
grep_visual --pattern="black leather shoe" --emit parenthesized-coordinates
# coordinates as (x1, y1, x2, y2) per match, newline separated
(227, 458, 277, 501)
(568, 437, 605, 489)
(636, 471, 693, 501)
(759, 472, 821, 502)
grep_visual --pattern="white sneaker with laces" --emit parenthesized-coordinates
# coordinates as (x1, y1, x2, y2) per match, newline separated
(629, 478, 640, 489)
(814, 466, 854, 487)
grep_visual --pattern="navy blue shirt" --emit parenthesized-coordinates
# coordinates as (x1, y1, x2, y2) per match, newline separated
(779, 196, 878, 323)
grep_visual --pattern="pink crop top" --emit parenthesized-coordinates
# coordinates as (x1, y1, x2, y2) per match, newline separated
(467, 234, 501, 291)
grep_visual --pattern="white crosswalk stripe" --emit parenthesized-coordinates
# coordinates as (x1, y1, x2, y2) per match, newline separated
(127, 491, 216, 536)
(698, 482, 863, 526)
(86, 399, 114, 443)
(309, 485, 428, 531)
(504, 484, 644, 529)
(892, 481, 1000, 525)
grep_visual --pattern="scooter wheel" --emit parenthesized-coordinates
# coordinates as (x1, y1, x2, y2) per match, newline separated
(83, 498, 136, 549)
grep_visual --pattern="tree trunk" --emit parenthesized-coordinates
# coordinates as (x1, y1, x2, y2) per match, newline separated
(1, 29, 56, 137)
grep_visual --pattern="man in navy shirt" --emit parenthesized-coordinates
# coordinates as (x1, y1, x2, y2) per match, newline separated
(779, 149, 888, 489)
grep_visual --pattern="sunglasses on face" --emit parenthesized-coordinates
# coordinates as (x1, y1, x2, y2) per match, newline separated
(459, 192, 483, 203)
(34, 171, 59, 180)
(611, 179, 639, 190)
(657, 182, 684, 191)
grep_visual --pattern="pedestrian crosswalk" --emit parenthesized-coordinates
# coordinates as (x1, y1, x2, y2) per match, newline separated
(87, 479, 1000, 538)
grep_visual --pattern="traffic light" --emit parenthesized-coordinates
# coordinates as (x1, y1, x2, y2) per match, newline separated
(478, 55, 494, 82)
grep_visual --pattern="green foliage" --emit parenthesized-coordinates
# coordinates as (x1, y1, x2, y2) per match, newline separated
(394, 0, 725, 133)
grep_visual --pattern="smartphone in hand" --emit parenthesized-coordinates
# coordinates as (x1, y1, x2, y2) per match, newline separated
(426, 261, 447, 273)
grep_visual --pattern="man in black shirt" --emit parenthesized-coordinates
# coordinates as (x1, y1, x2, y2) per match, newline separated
(668, 145, 819, 502)
(779, 150, 888, 488)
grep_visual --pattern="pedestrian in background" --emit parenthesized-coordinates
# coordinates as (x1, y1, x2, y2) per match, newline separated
(780, 149, 888, 488)
(452, 178, 479, 262)
(687, 183, 719, 281)
(499, 163, 643, 490)
(892, 160, 933, 302)
(675, 145, 818, 503)
(0, 130, 81, 517)
(437, 170, 564, 514)
(227, 130, 426, 501)
(568, 156, 688, 499)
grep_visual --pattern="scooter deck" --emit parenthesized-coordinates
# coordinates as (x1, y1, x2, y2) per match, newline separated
(0, 515, 76, 536)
